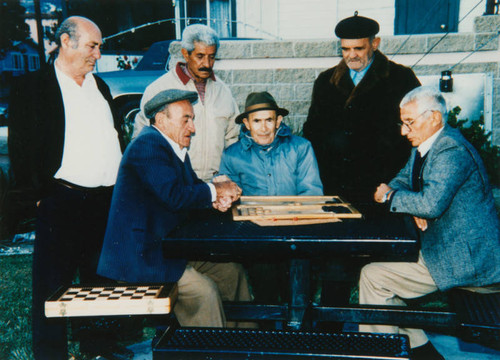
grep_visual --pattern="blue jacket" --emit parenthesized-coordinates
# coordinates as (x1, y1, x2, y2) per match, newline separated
(389, 125, 500, 290)
(98, 126, 212, 283)
(219, 124, 323, 196)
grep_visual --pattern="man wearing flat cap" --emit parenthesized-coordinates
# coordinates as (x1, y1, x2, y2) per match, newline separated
(302, 12, 421, 321)
(217, 91, 323, 302)
(98, 89, 252, 327)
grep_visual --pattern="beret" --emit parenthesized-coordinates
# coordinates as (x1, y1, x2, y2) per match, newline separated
(144, 89, 198, 119)
(335, 12, 379, 39)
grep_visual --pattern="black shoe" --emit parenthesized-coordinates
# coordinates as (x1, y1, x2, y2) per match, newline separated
(410, 341, 445, 360)
(81, 341, 134, 360)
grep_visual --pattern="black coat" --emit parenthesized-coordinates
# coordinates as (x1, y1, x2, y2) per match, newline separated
(7, 65, 125, 201)
(303, 50, 420, 212)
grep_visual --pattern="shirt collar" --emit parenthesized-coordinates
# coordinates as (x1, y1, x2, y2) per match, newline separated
(153, 125, 188, 162)
(54, 61, 94, 87)
(349, 58, 374, 85)
(418, 126, 444, 157)
(176, 62, 216, 85)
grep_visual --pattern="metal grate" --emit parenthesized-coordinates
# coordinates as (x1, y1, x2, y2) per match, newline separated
(154, 328, 410, 359)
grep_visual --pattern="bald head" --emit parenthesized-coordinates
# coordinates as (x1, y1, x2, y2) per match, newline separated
(55, 16, 102, 84)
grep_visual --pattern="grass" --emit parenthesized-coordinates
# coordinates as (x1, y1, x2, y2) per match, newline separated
(0, 255, 33, 360)
(0, 253, 157, 360)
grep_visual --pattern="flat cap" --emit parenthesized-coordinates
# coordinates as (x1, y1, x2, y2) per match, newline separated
(335, 11, 379, 39)
(144, 89, 198, 119)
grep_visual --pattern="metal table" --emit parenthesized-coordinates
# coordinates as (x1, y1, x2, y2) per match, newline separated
(163, 210, 419, 329)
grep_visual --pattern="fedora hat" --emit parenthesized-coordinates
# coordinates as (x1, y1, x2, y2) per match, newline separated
(235, 91, 289, 124)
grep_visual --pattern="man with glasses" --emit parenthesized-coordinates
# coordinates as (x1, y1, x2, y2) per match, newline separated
(360, 86, 500, 360)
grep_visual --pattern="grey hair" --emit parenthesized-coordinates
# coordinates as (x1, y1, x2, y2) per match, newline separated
(55, 17, 80, 47)
(181, 24, 219, 53)
(400, 86, 448, 123)
(150, 104, 170, 125)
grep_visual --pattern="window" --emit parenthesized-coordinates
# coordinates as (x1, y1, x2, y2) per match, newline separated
(176, 0, 236, 38)
(395, 0, 460, 34)
(29, 55, 40, 71)
(12, 54, 23, 70)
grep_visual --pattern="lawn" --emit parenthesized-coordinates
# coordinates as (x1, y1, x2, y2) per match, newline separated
(0, 255, 33, 360)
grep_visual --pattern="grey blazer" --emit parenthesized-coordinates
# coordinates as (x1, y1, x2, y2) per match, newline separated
(389, 125, 499, 291)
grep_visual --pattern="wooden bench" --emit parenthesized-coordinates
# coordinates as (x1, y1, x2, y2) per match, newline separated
(153, 325, 410, 359)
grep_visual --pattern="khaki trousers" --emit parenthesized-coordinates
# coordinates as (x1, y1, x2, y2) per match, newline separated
(174, 261, 253, 328)
(358, 252, 438, 348)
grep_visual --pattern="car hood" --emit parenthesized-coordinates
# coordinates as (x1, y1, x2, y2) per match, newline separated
(97, 70, 165, 98)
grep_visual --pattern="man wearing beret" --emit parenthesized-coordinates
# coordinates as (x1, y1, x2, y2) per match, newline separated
(302, 13, 421, 323)
(98, 89, 252, 327)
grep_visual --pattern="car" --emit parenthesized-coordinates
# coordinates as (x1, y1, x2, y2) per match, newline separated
(98, 38, 260, 144)
(98, 40, 174, 143)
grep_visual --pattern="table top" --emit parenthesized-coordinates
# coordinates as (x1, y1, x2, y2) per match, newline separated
(163, 210, 419, 262)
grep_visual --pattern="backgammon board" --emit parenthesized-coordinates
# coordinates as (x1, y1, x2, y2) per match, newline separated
(232, 196, 362, 224)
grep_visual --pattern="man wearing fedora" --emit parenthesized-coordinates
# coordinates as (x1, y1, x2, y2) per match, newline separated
(98, 89, 252, 327)
(218, 91, 323, 196)
(302, 13, 421, 319)
(218, 91, 323, 303)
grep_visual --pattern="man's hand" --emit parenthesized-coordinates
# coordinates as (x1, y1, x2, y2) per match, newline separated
(212, 174, 231, 183)
(374, 183, 392, 203)
(413, 216, 428, 231)
(212, 180, 242, 212)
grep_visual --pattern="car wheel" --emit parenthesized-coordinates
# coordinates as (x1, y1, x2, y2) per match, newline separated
(116, 98, 141, 146)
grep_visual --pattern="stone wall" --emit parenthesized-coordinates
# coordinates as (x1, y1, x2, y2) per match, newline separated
(170, 15, 500, 142)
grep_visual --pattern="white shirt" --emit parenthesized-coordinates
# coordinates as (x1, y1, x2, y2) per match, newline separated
(418, 126, 444, 157)
(153, 126, 216, 201)
(54, 63, 122, 187)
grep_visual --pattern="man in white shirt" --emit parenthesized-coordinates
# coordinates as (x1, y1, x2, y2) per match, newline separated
(8, 16, 127, 360)
(362, 86, 500, 360)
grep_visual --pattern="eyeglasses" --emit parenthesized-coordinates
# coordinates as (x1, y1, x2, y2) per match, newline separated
(399, 109, 432, 132)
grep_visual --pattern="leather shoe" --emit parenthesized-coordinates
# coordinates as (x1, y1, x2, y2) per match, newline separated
(410, 341, 445, 360)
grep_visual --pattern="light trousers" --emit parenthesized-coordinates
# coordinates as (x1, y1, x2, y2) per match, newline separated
(174, 261, 253, 328)
(358, 252, 438, 348)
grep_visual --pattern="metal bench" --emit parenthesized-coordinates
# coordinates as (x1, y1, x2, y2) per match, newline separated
(153, 326, 410, 359)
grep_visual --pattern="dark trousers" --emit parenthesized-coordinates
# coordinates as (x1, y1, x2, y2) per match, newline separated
(32, 181, 113, 360)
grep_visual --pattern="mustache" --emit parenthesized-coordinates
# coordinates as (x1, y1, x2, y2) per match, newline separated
(198, 67, 212, 72)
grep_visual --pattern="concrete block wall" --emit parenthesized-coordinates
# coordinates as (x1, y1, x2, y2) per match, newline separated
(170, 15, 500, 142)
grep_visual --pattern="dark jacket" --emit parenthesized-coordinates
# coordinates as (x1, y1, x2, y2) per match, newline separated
(303, 51, 420, 211)
(98, 126, 213, 283)
(389, 125, 500, 290)
(7, 65, 125, 200)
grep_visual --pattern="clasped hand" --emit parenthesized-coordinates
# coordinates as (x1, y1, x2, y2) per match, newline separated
(212, 177, 242, 212)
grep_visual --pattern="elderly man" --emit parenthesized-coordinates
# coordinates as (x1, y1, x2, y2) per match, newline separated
(98, 89, 252, 328)
(133, 24, 239, 182)
(218, 91, 323, 303)
(218, 91, 323, 196)
(8, 16, 125, 360)
(302, 12, 421, 318)
(303, 12, 420, 212)
(360, 86, 500, 359)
